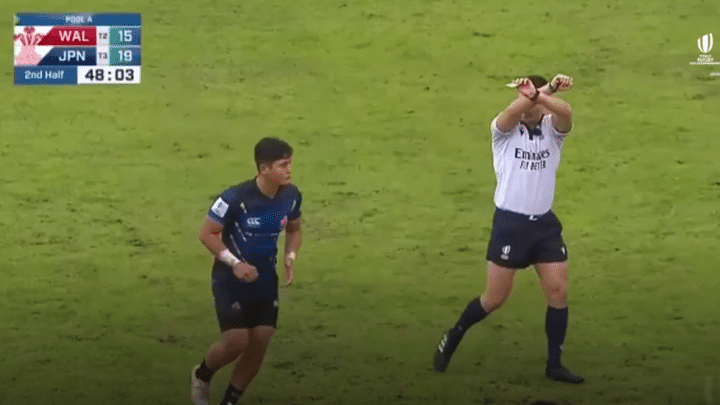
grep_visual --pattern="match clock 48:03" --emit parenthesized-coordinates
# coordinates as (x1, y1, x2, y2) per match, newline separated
(77, 66, 140, 84)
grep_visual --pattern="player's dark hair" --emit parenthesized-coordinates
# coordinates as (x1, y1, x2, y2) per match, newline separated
(528, 75, 548, 89)
(255, 137, 293, 171)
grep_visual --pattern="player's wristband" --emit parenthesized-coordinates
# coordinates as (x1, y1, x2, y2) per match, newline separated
(548, 82, 558, 94)
(218, 249, 241, 267)
(529, 89, 540, 101)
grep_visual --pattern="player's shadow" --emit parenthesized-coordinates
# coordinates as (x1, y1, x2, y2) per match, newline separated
(530, 401, 561, 405)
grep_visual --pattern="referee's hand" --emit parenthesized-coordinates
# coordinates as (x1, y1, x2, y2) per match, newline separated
(550, 74, 573, 92)
(508, 78, 538, 99)
(232, 262, 258, 282)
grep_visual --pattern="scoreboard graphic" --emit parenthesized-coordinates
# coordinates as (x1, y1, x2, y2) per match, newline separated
(14, 13, 141, 85)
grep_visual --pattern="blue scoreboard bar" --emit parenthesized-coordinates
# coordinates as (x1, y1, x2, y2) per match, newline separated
(14, 13, 141, 85)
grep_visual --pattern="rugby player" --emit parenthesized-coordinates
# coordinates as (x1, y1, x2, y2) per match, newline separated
(190, 137, 303, 405)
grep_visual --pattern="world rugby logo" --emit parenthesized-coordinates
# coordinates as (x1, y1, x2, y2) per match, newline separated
(690, 33, 720, 66)
(698, 33, 713, 54)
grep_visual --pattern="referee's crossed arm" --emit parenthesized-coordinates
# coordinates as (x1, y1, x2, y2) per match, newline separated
(496, 76, 572, 134)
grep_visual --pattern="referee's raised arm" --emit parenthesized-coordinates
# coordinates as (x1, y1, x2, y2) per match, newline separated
(495, 78, 540, 133)
(495, 94, 536, 133)
(535, 93, 572, 133)
(536, 74, 574, 133)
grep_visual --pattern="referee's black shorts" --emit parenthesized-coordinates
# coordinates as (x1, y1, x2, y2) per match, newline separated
(486, 208, 568, 269)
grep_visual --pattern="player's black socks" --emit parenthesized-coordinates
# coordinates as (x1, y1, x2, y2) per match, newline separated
(196, 359, 215, 383)
(545, 306, 568, 368)
(219, 384, 243, 405)
(452, 297, 489, 337)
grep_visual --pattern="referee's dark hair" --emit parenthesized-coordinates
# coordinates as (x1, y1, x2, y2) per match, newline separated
(255, 137, 293, 171)
(528, 75, 549, 89)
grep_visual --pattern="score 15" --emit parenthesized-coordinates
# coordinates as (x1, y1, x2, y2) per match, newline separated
(109, 28, 141, 45)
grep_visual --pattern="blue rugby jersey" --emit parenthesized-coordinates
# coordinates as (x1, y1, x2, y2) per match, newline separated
(207, 178, 302, 286)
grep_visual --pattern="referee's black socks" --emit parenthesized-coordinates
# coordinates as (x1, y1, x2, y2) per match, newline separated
(219, 384, 243, 405)
(545, 306, 568, 368)
(452, 297, 489, 338)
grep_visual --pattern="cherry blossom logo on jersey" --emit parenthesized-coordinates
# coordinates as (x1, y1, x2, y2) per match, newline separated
(280, 215, 288, 230)
(14, 26, 44, 66)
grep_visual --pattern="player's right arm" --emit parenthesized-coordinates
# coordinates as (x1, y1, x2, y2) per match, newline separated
(198, 218, 232, 258)
(200, 193, 258, 282)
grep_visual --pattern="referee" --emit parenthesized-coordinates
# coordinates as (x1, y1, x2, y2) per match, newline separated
(432, 75, 584, 383)
(190, 138, 303, 405)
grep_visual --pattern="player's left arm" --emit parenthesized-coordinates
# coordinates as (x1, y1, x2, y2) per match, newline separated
(285, 218, 302, 257)
(283, 219, 302, 286)
(283, 193, 303, 286)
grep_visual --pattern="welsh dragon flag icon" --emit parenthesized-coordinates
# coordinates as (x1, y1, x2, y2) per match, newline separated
(14, 26, 44, 66)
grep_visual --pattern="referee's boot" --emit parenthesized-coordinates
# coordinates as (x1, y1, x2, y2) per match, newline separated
(433, 328, 463, 373)
(545, 364, 584, 384)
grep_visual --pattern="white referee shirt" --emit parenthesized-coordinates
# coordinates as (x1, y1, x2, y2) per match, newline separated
(490, 115, 570, 216)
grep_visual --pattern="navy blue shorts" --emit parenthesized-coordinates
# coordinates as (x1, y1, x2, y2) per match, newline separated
(211, 262, 279, 331)
(486, 208, 568, 269)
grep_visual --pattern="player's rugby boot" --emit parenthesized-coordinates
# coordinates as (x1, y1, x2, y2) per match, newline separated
(190, 364, 211, 405)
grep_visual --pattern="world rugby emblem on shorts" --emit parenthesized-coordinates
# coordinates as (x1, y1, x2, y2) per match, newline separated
(280, 215, 288, 230)
(501, 245, 511, 260)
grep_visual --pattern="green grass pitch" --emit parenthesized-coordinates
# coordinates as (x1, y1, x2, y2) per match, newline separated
(2, 0, 719, 404)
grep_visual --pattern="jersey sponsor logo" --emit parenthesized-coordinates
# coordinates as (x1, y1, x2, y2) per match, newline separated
(514, 148, 550, 160)
(501, 245, 511, 260)
(246, 217, 261, 227)
(519, 160, 547, 170)
(515, 148, 550, 171)
(211, 198, 229, 218)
